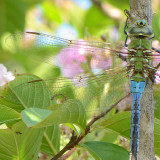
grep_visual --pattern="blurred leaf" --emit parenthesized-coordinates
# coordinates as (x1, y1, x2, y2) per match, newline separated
(21, 99, 86, 132)
(101, 0, 129, 11)
(41, 125, 60, 156)
(84, 5, 115, 35)
(42, 1, 62, 24)
(152, 14, 160, 40)
(0, 0, 26, 36)
(0, 121, 43, 160)
(79, 141, 129, 160)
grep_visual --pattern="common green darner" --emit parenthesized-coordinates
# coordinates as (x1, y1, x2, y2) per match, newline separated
(4, 10, 160, 160)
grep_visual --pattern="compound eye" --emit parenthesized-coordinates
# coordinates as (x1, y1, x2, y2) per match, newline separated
(136, 20, 147, 26)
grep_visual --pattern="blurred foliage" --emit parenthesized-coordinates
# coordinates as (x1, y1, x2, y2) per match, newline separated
(0, 0, 26, 36)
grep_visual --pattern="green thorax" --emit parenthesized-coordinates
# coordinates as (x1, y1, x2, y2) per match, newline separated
(127, 39, 152, 82)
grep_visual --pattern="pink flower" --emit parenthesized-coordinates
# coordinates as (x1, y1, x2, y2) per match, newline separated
(53, 43, 87, 77)
(0, 64, 15, 86)
(155, 71, 160, 84)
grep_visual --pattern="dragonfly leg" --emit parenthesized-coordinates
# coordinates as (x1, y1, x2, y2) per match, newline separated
(155, 62, 160, 69)
(115, 52, 127, 62)
(152, 46, 160, 53)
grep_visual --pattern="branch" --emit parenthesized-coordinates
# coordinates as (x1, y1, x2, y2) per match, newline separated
(51, 93, 130, 160)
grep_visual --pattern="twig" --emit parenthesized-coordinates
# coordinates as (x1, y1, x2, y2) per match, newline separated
(51, 93, 130, 160)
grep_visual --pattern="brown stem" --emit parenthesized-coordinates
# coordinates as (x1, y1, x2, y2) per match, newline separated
(51, 93, 130, 160)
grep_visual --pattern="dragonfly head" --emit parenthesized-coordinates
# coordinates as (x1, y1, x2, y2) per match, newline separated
(127, 19, 154, 39)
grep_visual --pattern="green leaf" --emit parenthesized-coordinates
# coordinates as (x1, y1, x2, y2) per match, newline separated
(0, 101, 20, 124)
(0, 121, 43, 160)
(79, 141, 129, 160)
(5, 74, 53, 110)
(21, 99, 86, 132)
(100, 112, 131, 138)
(41, 125, 60, 156)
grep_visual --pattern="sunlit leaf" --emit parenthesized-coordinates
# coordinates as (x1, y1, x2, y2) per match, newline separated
(21, 108, 52, 127)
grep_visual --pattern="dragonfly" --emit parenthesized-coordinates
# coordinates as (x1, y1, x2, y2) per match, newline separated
(5, 10, 160, 160)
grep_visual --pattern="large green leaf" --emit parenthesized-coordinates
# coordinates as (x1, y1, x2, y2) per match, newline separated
(79, 141, 129, 160)
(21, 99, 86, 131)
(41, 125, 60, 156)
(0, 121, 43, 160)
(0, 101, 20, 124)
(5, 74, 53, 110)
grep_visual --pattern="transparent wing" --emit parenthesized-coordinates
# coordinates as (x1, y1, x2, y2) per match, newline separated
(5, 32, 128, 73)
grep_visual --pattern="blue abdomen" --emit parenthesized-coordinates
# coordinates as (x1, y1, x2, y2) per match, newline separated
(130, 81, 146, 160)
